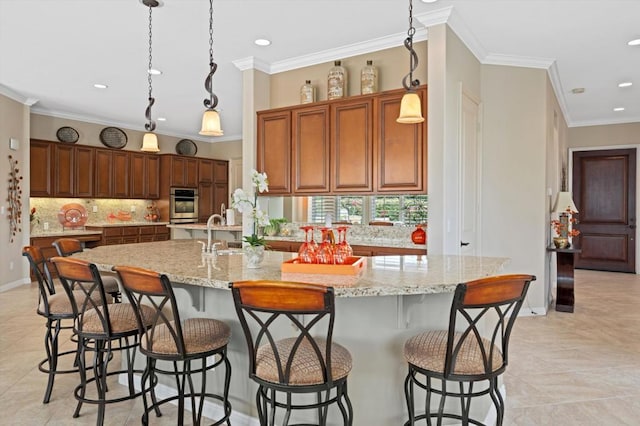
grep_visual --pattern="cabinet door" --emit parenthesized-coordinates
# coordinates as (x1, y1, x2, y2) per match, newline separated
(94, 149, 113, 198)
(376, 87, 427, 192)
(257, 110, 291, 194)
(199, 159, 214, 183)
(213, 160, 228, 183)
(292, 105, 330, 194)
(30, 140, 53, 197)
(112, 151, 130, 198)
(53, 144, 74, 197)
(198, 182, 213, 222)
(146, 155, 160, 199)
(130, 152, 147, 199)
(213, 183, 229, 217)
(331, 99, 374, 193)
(75, 146, 94, 197)
(185, 158, 199, 187)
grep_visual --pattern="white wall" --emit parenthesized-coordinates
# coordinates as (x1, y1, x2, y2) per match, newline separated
(0, 93, 31, 290)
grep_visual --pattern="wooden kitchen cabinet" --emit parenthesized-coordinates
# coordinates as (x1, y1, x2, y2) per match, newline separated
(161, 155, 199, 189)
(198, 159, 229, 222)
(112, 151, 130, 198)
(257, 109, 291, 194)
(264, 240, 426, 256)
(375, 87, 427, 193)
(292, 105, 330, 193)
(331, 98, 374, 193)
(87, 224, 169, 245)
(53, 144, 75, 197)
(213, 160, 228, 183)
(130, 153, 160, 199)
(75, 146, 94, 198)
(30, 140, 53, 197)
(94, 148, 113, 197)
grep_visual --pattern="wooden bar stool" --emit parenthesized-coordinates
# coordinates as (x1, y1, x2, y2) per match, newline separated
(230, 280, 353, 426)
(114, 265, 232, 426)
(22, 246, 97, 403)
(52, 238, 122, 302)
(51, 256, 153, 426)
(403, 274, 535, 426)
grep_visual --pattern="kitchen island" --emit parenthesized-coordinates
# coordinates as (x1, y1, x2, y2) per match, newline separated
(73, 240, 509, 425)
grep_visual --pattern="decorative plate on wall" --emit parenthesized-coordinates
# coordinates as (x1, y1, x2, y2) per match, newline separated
(99, 127, 128, 149)
(58, 203, 88, 228)
(176, 139, 197, 156)
(56, 126, 79, 143)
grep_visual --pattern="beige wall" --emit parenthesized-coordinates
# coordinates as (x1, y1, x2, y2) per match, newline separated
(0, 93, 31, 289)
(481, 64, 548, 311)
(269, 41, 428, 108)
(30, 114, 242, 160)
(568, 122, 640, 148)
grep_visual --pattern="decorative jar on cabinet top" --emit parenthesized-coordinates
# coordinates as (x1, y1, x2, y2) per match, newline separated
(328, 60, 347, 100)
(360, 60, 378, 95)
(300, 80, 315, 104)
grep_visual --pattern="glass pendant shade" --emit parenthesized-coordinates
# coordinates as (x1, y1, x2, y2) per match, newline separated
(199, 109, 224, 136)
(397, 92, 424, 123)
(141, 132, 160, 152)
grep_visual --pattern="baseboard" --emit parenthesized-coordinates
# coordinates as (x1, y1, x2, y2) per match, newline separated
(0, 278, 30, 292)
(119, 373, 260, 426)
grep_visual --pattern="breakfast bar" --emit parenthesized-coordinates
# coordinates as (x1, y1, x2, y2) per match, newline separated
(72, 240, 509, 425)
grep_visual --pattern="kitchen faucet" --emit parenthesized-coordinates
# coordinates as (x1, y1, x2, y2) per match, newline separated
(205, 213, 225, 253)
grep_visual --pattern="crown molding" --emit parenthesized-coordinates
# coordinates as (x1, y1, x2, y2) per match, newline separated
(0, 84, 38, 106)
(30, 108, 241, 144)
(483, 53, 554, 69)
(568, 116, 640, 128)
(232, 56, 271, 73)
(415, 6, 453, 27)
(546, 61, 573, 127)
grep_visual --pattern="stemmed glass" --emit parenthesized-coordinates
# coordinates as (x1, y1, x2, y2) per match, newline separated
(316, 227, 335, 264)
(334, 226, 353, 264)
(298, 226, 317, 264)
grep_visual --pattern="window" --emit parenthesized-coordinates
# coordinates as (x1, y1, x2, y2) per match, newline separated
(308, 195, 427, 225)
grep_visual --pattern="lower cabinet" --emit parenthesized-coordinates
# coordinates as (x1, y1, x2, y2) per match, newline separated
(86, 224, 169, 245)
(265, 240, 426, 256)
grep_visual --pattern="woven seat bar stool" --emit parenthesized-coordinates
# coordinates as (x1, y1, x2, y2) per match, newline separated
(22, 245, 97, 403)
(403, 274, 536, 426)
(51, 256, 154, 426)
(53, 238, 122, 302)
(114, 265, 233, 426)
(230, 280, 353, 426)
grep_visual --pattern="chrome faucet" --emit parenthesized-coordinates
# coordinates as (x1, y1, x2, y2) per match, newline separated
(206, 214, 225, 253)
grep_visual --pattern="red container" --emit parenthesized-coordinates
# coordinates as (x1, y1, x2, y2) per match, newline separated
(411, 225, 426, 245)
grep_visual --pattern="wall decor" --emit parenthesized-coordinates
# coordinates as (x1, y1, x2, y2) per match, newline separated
(7, 155, 23, 242)
(176, 139, 197, 156)
(56, 126, 80, 143)
(99, 127, 128, 149)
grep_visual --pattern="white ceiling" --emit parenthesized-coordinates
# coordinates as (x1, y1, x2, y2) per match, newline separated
(1, 0, 638, 144)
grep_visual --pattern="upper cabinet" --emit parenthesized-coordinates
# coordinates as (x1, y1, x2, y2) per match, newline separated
(256, 86, 427, 196)
(161, 155, 199, 189)
(30, 140, 53, 197)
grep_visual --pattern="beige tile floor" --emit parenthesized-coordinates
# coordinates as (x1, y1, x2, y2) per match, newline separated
(1, 269, 639, 425)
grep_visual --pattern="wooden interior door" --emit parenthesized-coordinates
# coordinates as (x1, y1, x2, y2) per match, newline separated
(572, 149, 636, 272)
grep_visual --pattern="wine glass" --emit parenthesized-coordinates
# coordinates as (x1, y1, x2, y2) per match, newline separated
(334, 226, 353, 264)
(298, 226, 317, 264)
(316, 227, 335, 264)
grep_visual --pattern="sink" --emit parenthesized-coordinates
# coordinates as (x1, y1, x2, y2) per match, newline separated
(216, 249, 243, 256)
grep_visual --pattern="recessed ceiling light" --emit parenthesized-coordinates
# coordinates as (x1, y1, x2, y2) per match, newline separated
(254, 38, 271, 46)
(613, 107, 625, 112)
(421, 0, 439, 3)
(93, 83, 108, 89)
(628, 38, 640, 46)
(148, 68, 162, 75)
(157, 117, 166, 121)
(618, 82, 633, 88)
(571, 87, 585, 94)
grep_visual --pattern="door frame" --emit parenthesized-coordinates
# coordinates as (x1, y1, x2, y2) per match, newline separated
(569, 144, 640, 274)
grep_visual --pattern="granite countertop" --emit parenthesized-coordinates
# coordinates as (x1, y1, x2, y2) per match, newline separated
(167, 223, 243, 232)
(71, 239, 509, 298)
(86, 222, 170, 228)
(265, 235, 426, 250)
(30, 229, 104, 238)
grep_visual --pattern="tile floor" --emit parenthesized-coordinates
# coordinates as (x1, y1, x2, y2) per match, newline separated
(1, 269, 639, 425)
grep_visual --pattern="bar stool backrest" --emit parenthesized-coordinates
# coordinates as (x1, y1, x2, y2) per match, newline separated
(114, 265, 186, 359)
(52, 238, 84, 257)
(23, 245, 57, 317)
(444, 274, 535, 379)
(50, 256, 111, 337)
(231, 280, 336, 386)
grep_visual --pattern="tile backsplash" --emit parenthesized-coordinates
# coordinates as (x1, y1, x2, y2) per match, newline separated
(30, 198, 155, 232)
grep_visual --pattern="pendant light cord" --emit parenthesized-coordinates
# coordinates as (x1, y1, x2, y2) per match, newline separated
(203, 0, 219, 110)
(145, 4, 156, 132)
(401, 0, 420, 92)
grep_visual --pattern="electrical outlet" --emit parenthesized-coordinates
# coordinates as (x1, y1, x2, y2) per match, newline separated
(130, 205, 136, 212)
(9, 261, 13, 270)
(43, 222, 49, 230)
(0, 206, 4, 215)
(92, 205, 98, 213)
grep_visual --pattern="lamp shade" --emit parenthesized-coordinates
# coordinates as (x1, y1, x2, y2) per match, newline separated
(552, 191, 578, 213)
(396, 92, 424, 124)
(141, 132, 160, 152)
(199, 109, 224, 136)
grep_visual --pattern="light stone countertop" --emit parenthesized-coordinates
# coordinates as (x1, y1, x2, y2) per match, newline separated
(265, 235, 427, 250)
(30, 229, 104, 238)
(167, 223, 243, 232)
(71, 239, 509, 298)
(86, 222, 170, 228)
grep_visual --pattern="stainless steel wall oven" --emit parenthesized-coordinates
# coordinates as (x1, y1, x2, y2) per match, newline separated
(169, 187, 198, 223)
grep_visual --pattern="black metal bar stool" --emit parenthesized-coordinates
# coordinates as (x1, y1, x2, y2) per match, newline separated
(114, 265, 232, 426)
(403, 274, 535, 426)
(51, 256, 154, 426)
(231, 280, 353, 426)
(22, 245, 94, 403)
(52, 238, 122, 302)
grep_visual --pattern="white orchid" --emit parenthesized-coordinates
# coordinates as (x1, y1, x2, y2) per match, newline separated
(231, 170, 270, 246)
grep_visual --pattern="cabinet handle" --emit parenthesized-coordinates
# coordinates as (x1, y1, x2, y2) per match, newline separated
(460, 241, 470, 246)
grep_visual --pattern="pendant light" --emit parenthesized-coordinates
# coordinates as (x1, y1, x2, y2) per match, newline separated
(397, 0, 425, 124)
(141, 0, 160, 152)
(199, 0, 223, 136)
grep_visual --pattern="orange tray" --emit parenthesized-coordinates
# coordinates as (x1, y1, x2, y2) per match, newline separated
(281, 256, 367, 275)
